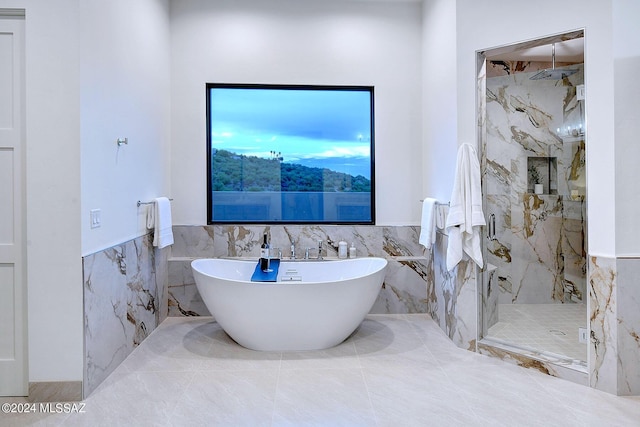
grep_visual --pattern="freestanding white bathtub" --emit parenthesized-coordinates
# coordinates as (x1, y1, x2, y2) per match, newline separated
(191, 257, 387, 351)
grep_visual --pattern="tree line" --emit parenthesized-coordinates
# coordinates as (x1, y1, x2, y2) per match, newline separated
(211, 149, 371, 192)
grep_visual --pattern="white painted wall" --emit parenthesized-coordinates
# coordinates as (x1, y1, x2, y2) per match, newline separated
(0, 0, 171, 386)
(613, 0, 640, 256)
(454, 0, 617, 256)
(80, 0, 171, 256)
(0, 0, 84, 383)
(169, 0, 423, 226)
(421, 0, 457, 202)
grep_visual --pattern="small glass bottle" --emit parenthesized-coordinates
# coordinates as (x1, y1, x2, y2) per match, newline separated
(349, 242, 356, 258)
(338, 241, 348, 259)
(260, 233, 270, 271)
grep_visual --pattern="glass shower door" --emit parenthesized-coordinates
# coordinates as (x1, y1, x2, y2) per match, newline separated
(479, 35, 588, 364)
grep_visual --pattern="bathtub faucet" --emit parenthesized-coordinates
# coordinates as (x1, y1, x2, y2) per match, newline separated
(302, 241, 324, 260)
(290, 244, 296, 260)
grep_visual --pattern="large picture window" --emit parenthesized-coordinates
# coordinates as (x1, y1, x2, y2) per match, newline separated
(206, 83, 375, 224)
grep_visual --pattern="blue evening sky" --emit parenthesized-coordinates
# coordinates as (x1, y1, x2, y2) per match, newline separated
(209, 87, 372, 178)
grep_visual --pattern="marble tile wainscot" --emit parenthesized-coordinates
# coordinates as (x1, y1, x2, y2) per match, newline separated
(429, 230, 478, 351)
(82, 233, 169, 398)
(590, 256, 640, 396)
(168, 225, 433, 317)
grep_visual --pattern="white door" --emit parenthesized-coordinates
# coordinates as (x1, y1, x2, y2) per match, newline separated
(0, 13, 27, 396)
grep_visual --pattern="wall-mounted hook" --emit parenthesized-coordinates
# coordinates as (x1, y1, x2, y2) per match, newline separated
(117, 137, 128, 146)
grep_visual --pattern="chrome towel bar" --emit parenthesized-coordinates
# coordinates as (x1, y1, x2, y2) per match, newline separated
(419, 200, 449, 205)
(137, 198, 173, 207)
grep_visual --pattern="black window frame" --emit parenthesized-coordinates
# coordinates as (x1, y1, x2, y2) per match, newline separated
(206, 83, 376, 225)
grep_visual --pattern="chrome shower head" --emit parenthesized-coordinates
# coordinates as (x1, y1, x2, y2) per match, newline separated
(530, 68, 578, 80)
(529, 43, 578, 80)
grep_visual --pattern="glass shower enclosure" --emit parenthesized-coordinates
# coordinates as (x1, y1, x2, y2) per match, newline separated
(478, 31, 588, 366)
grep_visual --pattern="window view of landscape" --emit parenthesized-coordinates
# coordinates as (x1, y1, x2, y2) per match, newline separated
(207, 84, 375, 223)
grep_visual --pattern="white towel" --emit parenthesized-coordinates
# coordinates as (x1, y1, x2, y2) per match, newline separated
(435, 204, 447, 230)
(146, 197, 174, 249)
(446, 143, 485, 271)
(419, 198, 438, 249)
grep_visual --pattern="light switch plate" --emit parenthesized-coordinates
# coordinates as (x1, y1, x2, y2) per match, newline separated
(90, 209, 101, 229)
(579, 327, 588, 344)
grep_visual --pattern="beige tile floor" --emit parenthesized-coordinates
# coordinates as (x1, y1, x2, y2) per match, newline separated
(488, 303, 587, 361)
(2, 314, 639, 426)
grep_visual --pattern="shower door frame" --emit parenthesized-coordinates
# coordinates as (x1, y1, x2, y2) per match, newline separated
(475, 29, 589, 375)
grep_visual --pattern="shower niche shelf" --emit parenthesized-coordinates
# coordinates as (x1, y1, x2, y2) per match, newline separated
(527, 156, 557, 195)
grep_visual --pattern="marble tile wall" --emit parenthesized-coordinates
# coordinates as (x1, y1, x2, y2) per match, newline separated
(484, 64, 587, 305)
(82, 233, 169, 397)
(487, 60, 581, 78)
(427, 219, 588, 386)
(589, 256, 618, 394)
(589, 256, 640, 396)
(429, 231, 478, 351)
(473, 58, 593, 388)
(168, 225, 431, 317)
(80, 213, 639, 399)
(169, 224, 482, 361)
(616, 258, 640, 395)
(81, 226, 640, 398)
(479, 58, 640, 395)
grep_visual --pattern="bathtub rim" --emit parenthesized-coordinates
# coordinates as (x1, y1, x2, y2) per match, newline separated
(191, 256, 388, 285)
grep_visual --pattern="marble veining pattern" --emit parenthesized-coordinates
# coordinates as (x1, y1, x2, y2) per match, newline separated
(169, 225, 431, 317)
(487, 60, 581, 78)
(616, 259, 640, 395)
(479, 49, 640, 395)
(168, 256, 208, 317)
(83, 234, 168, 397)
(589, 255, 618, 394)
(483, 64, 587, 306)
(589, 256, 640, 396)
(477, 340, 588, 385)
(430, 231, 478, 351)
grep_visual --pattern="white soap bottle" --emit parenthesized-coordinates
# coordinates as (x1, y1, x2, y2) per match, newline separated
(349, 242, 356, 258)
(338, 241, 348, 259)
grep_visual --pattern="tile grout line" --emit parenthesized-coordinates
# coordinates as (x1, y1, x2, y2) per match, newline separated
(167, 371, 198, 426)
(358, 365, 381, 427)
(269, 351, 283, 426)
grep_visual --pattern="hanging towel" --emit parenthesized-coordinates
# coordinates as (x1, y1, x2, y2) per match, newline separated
(419, 198, 438, 249)
(147, 197, 174, 249)
(435, 204, 447, 230)
(445, 143, 485, 271)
